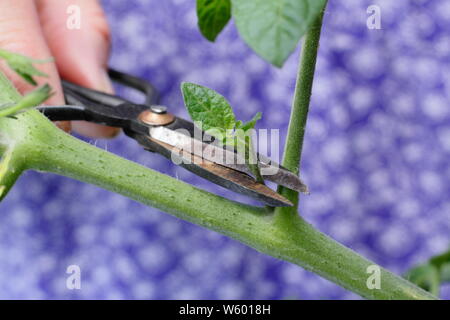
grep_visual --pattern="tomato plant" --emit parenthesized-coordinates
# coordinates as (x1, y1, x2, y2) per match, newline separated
(0, 0, 441, 299)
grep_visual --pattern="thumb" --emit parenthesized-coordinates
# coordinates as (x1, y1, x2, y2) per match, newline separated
(0, 0, 70, 132)
(37, 0, 119, 138)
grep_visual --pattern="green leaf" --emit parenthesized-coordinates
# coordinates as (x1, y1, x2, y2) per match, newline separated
(0, 49, 52, 85)
(405, 264, 440, 297)
(440, 263, 450, 283)
(0, 84, 52, 119)
(181, 82, 236, 141)
(231, 0, 327, 67)
(405, 249, 450, 297)
(180, 83, 264, 183)
(197, 0, 231, 42)
(237, 112, 262, 132)
(430, 249, 450, 268)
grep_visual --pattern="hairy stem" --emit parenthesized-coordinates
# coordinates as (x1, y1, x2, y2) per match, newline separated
(0, 109, 436, 300)
(276, 5, 326, 211)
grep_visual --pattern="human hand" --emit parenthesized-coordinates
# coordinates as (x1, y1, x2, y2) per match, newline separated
(0, 0, 119, 138)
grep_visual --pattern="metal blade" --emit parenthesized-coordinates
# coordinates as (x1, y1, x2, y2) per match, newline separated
(149, 126, 309, 193)
(135, 135, 293, 207)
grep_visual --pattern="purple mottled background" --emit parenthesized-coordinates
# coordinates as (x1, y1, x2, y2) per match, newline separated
(0, 0, 449, 299)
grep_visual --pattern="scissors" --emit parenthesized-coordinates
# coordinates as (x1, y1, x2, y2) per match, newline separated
(38, 69, 308, 207)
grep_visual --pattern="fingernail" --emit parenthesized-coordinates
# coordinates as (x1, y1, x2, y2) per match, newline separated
(55, 121, 71, 132)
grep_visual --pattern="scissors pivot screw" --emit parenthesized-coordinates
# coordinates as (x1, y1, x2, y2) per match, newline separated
(150, 105, 168, 114)
(138, 109, 175, 126)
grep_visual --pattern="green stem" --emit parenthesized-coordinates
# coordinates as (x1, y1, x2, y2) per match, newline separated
(0, 110, 436, 300)
(276, 5, 326, 211)
(0, 84, 51, 118)
(0, 148, 24, 200)
(0, 68, 21, 103)
(0, 70, 26, 200)
(247, 138, 264, 184)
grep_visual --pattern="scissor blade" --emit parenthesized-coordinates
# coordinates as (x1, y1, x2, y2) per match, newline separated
(230, 157, 309, 194)
(149, 126, 308, 193)
(129, 133, 293, 207)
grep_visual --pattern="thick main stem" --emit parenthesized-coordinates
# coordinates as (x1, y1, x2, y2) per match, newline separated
(0, 110, 436, 300)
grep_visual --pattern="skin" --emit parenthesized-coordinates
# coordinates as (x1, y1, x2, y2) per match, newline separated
(0, 0, 119, 138)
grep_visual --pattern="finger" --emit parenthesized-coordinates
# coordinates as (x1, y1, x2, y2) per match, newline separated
(0, 0, 70, 132)
(37, 0, 119, 138)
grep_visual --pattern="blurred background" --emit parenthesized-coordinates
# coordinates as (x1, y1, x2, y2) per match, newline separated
(0, 0, 449, 299)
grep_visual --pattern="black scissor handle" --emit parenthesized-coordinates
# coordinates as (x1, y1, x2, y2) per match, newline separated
(39, 68, 159, 125)
(61, 68, 160, 109)
(62, 80, 128, 107)
(108, 69, 159, 105)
